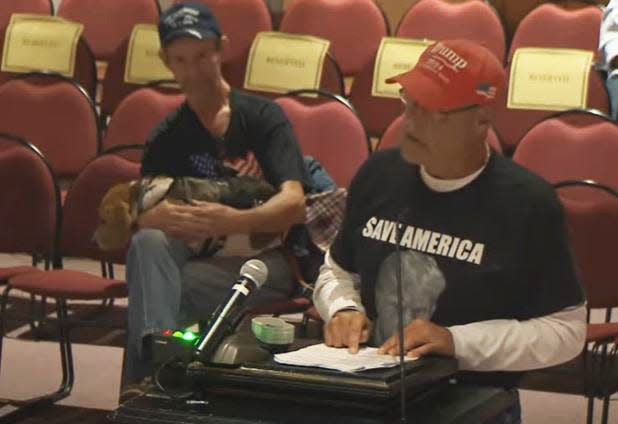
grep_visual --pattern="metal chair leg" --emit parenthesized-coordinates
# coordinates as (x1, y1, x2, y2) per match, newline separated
(9, 298, 74, 409)
(0, 284, 13, 377)
(586, 396, 595, 424)
(601, 396, 610, 424)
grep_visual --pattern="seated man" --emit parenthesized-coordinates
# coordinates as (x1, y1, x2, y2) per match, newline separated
(313, 40, 586, 424)
(122, 2, 311, 389)
(600, 0, 618, 119)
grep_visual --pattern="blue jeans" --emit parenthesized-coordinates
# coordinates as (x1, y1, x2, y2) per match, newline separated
(122, 229, 297, 386)
(607, 76, 618, 120)
(486, 389, 522, 424)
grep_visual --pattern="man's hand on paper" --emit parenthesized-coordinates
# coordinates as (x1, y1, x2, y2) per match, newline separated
(378, 318, 455, 358)
(324, 310, 371, 354)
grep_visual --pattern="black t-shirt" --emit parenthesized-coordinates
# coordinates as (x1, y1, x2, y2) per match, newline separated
(331, 148, 584, 349)
(141, 89, 312, 191)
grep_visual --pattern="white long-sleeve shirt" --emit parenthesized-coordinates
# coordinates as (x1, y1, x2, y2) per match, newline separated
(314, 249, 586, 371)
(600, 0, 618, 77)
(313, 153, 586, 372)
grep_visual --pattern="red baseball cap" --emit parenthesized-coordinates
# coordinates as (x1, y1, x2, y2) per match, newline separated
(386, 39, 505, 112)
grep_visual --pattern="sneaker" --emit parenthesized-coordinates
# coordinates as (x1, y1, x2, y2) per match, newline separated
(119, 377, 153, 404)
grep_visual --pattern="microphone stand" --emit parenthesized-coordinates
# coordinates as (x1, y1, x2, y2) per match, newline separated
(395, 218, 407, 424)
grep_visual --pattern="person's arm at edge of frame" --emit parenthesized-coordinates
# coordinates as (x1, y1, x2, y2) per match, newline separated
(601, 0, 618, 75)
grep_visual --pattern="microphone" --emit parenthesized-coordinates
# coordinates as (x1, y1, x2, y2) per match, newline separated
(194, 259, 268, 360)
(395, 210, 408, 424)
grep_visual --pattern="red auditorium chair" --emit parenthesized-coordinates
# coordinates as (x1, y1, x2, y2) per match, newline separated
(102, 87, 185, 162)
(377, 114, 504, 154)
(275, 90, 370, 188)
(512, 109, 618, 192)
(0, 0, 52, 31)
(0, 27, 97, 100)
(243, 49, 345, 98)
(0, 133, 60, 284)
(100, 35, 181, 122)
(0, 150, 140, 413)
(520, 180, 618, 424)
(0, 73, 100, 179)
(57, 0, 160, 64)
(279, 0, 389, 79)
(395, 0, 506, 64)
(493, 3, 608, 153)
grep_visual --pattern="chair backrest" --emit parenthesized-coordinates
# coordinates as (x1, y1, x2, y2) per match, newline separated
(100, 37, 142, 120)
(490, 0, 603, 42)
(0, 27, 98, 100)
(494, 3, 607, 153)
(347, 54, 405, 138)
(377, 114, 503, 153)
(100, 34, 182, 121)
(554, 180, 618, 310)
(102, 87, 185, 162)
(60, 150, 142, 264)
(0, 133, 60, 262)
(396, 0, 506, 64)
(493, 70, 609, 153)
(0, 73, 100, 178)
(275, 92, 370, 188)
(174, 0, 273, 88)
(0, 0, 52, 31)
(280, 0, 389, 77)
(507, 3, 602, 63)
(57, 0, 160, 62)
(244, 52, 345, 98)
(513, 110, 618, 194)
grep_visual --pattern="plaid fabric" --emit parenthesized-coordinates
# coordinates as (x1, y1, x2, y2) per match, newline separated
(305, 188, 347, 252)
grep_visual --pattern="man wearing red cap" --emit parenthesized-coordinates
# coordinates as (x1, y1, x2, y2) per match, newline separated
(314, 40, 585, 422)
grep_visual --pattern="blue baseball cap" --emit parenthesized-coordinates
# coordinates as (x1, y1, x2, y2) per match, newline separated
(158, 2, 222, 47)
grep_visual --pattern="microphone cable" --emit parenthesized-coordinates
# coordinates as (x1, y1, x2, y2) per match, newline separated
(395, 215, 407, 424)
(153, 355, 195, 401)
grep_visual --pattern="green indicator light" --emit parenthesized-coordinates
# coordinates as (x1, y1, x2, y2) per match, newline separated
(182, 332, 197, 342)
(172, 331, 183, 338)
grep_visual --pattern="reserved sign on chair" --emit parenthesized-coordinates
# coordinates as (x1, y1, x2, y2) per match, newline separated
(244, 31, 330, 94)
(124, 24, 175, 85)
(1, 14, 83, 77)
(507, 47, 594, 111)
(372, 37, 432, 99)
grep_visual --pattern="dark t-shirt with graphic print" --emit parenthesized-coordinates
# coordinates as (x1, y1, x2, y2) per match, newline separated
(141, 89, 312, 191)
(330, 148, 584, 386)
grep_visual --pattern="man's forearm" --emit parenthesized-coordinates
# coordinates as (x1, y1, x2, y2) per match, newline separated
(448, 304, 586, 371)
(313, 249, 364, 321)
(236, 181, 305, 234)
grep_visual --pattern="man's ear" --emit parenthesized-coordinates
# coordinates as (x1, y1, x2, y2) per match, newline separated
(219, 35, 231, 59)
(476, 106, 493, 131)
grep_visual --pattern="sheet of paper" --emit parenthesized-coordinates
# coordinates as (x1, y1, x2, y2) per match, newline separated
(244, 31, 330, 94)
(372, 37, 432, 98)
(274, 343, 417, 373)
(2, 14, 83, 77)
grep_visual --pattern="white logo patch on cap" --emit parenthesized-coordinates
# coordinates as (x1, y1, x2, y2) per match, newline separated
(430, 44, 468, 72)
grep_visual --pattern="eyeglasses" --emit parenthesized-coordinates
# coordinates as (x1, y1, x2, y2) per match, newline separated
(399, 89, 478, 116)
